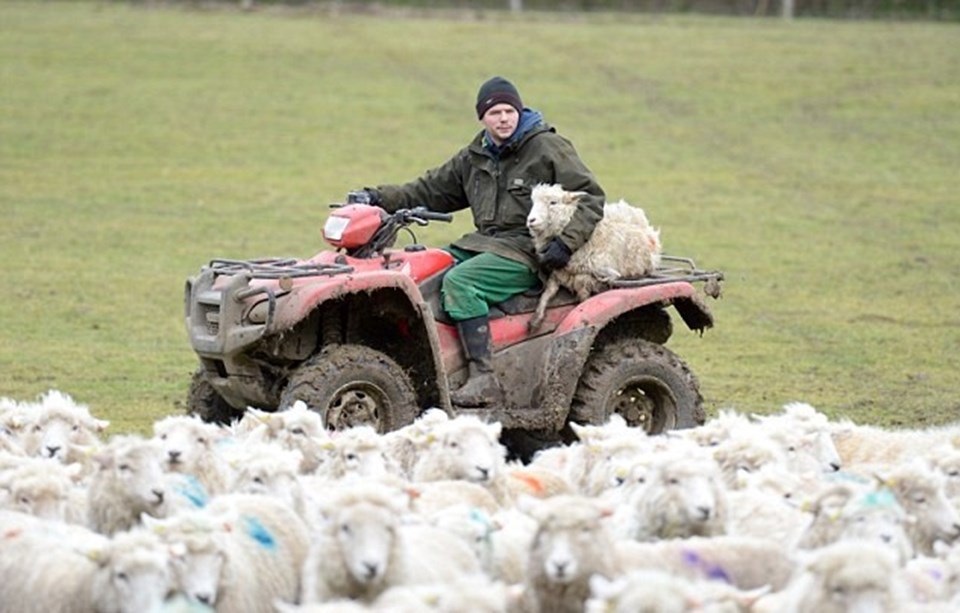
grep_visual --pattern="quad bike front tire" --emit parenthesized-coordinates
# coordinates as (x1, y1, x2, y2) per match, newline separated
(279, 344, 418, 433)
(186, 370, 240, 425)
(570, 338, 704, 434)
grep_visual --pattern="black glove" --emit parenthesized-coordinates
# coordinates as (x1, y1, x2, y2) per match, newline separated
(346, 188, 381, 205)
(538, 237, 572, 272)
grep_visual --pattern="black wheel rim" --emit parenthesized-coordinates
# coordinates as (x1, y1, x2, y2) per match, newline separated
(325, 382, 387, 431)
(610, 375, 677, 434)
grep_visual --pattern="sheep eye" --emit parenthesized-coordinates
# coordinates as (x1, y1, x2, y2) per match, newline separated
(291, 427, 305, 435)
(33, 425, 43, 433)
(197, 437, 206, 444)
(71, 425, 80, 432)
(118, 463, 131, 472)
(448, 441, 459, 449)
(114, 571, 128, 582)
(668, 478, 680, 485)
(345, 453, 359, 462)
(340, 524, 351, 535)
(252, 476, 264, 484)
(19, 496, 31, 505)
(913, 496, 926, 504)
(159, 434, 167, 440)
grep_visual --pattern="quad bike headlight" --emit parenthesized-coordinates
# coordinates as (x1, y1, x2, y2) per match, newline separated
(323, 216, 350, 241)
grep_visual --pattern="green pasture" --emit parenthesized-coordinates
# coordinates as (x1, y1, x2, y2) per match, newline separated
(1, 1, 958, 433)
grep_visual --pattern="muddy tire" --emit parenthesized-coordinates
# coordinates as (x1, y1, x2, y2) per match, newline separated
(279, 344, 418, 433)
(186, 370, 240, 425)
(570, 339, 704, 434)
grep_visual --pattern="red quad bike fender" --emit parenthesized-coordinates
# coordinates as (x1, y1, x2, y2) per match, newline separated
(436, 280, 713, 429)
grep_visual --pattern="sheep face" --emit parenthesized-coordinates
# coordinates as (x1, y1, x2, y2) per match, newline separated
(2, 467, 72, 520)
(242, 410, 332, 474)
(840, 496, 914, 564)
(22, 411, 105, 463)
(883, 464, 960, 552)
(527, 496, 614, 586)
(326, 426, 392, 480)
(269, 402, 328, 451)
(231, 450, 302, 506)
(712, 435, 787, 490)
(153, 415, 221, 473)
(89, 531, 172, 613)
(438, 422, 505, 484)
(931, 449, 960, 499)
(18, 391, 107, 463)
(333, 501, 398, 585)
(95, 438, 167, 510)
(169, 540, 226, 608)
(636, 456, 728, 538)
(527, 184, 583, 244)
(792, 542, 902, 613)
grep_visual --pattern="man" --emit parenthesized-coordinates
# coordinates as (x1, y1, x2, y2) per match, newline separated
(348, 76, 605, 407)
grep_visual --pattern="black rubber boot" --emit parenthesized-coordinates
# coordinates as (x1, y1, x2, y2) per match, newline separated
(450, 316, 505, 407)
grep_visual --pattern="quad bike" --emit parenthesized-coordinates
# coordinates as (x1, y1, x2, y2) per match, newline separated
(183, 203, 723, 453)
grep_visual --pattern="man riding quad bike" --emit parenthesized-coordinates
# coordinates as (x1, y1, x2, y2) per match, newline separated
(183, 203, 722, 454)
(184, 75, 722, 454)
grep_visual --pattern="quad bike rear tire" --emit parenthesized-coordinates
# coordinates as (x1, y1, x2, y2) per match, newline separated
(570, 338, 704, 434)
(186, 370, 240, 425)
(279, 344, 418, 433)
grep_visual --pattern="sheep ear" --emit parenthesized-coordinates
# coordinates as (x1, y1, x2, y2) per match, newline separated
(568, 422, 587, 441)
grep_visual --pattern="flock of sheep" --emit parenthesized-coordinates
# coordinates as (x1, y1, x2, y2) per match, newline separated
(4, 388, 960, 612)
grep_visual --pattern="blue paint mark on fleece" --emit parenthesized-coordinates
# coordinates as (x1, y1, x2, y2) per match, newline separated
(174, 475, 209, 508)
(681, 549, 732, 584)
(242, 515, 276, 550)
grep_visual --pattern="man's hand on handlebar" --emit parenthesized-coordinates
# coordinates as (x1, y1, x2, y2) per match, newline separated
(346, 188, 381, 206)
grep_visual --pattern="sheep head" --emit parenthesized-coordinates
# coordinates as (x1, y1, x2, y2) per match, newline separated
(527, 183, 586, 245)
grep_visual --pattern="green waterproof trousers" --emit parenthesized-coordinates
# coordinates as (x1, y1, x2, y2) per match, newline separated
(441, 247, 540, 321)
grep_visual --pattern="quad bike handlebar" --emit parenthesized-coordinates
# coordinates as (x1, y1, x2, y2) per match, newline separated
(328, 204, 453, 258)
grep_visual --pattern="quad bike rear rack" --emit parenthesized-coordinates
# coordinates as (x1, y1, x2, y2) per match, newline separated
(610, 255, 724, 299)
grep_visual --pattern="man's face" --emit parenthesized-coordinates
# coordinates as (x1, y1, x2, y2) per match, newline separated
(480, 103, 520, 145)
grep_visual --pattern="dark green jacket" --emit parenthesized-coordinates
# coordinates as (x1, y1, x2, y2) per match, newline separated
(376, 117, 605, 271)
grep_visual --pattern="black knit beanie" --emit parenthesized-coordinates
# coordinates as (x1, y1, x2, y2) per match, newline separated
(475, 76, 523, 119)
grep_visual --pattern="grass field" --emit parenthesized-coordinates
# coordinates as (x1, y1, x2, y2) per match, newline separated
(1, 1, 958, 433)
